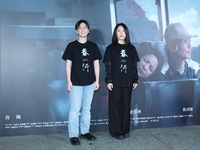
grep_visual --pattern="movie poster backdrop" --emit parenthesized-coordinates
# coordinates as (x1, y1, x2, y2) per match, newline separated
(0, 0, 200, 136)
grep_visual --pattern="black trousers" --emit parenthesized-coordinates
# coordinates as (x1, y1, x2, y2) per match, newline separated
(108, 87, 132, 136)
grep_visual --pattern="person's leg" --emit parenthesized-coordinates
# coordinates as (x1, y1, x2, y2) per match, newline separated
(68, 86, 83, 138)
(109, 87, 123, 137)
(80, 83, 94, 134)
(122, 87, 132, 135)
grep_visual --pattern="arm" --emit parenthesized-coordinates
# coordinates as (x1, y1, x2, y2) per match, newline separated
(105, 62, 113, 91)
(94, 59, 100, 91)
(66, 59, 73, 92)
(133, 61, 139, 90)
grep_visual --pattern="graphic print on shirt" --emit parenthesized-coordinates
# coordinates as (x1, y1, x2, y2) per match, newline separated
(120, 49, 128, 57)
(120, 49, 128, 73)
(82, 48, 89, 56)
(81, 48, 90, 72)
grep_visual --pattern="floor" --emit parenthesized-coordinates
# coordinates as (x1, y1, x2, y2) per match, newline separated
(1, 125, 200, 150)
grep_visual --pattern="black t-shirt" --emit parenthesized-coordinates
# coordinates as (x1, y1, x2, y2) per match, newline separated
(103, 43, 139, 87)
(62, 40, 102, 86)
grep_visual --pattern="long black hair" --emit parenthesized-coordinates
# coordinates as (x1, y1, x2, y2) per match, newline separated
(112, 23, 131, 45)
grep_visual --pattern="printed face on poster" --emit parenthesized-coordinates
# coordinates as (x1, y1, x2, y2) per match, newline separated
(0, 0, 200, 136)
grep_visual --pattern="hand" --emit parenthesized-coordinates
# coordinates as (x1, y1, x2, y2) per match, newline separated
(133, 83, 138, 90)
(107, 83, 113, 91)
(67, 81, 73, 92)
(94, 82, 100, 91)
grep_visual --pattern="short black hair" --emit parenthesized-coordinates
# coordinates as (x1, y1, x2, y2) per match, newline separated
(75, 19, 90, 30)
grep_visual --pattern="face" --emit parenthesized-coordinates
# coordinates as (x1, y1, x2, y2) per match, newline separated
(175, 39, 192, 59)
(116, 25, 126, 43)
(137, 54, 158, 78)
(76, 22, 89, 38)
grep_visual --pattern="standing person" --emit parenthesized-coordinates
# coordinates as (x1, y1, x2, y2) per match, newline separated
(161, 22, 200, 80)
(103, 23, 140, 140)
(62, 20, 102, 146)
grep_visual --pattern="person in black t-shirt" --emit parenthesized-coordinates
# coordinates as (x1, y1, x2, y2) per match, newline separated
(62, 20, 102, 146)
(103, 23, 139, 140)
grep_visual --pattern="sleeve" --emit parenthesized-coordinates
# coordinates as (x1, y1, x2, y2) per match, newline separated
(133, 62, 139, 83)
(133, 46, 140, 83)
(105, 62, 112, 83)
(103, 46, 111, 63)
(133, 46, 140, 62)
(103, 46, 112, 83)
(94, 43, 102, 60)
(62, 43, 72, 61)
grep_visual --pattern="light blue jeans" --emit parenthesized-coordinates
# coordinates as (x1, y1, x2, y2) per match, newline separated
(68, 83, 94, 138)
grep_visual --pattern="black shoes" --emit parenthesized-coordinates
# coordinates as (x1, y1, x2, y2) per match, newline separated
(112, 132, 130, 140)
(80, 133, 96, 141)
(114, 135, 124, 140)
(70, 133, 96, 146)
(70, 137, 80, 146)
